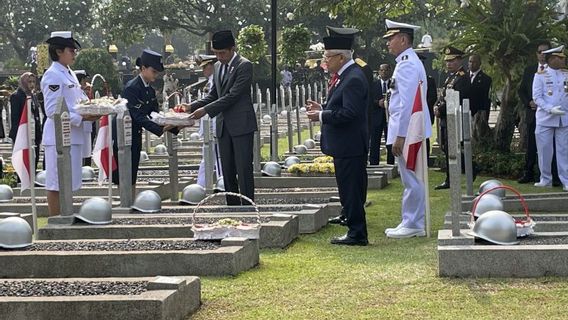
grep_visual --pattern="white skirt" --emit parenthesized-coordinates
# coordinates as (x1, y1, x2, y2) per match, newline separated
(45, 145, 83, 191)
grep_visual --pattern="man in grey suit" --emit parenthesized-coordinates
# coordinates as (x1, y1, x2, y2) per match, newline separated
(178, 30, 257, 205)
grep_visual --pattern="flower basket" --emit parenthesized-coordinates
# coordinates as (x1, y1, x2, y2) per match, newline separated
(76, 97, 127, 116)
(150, 111, 196, 127)
(192, 192, 260, 240)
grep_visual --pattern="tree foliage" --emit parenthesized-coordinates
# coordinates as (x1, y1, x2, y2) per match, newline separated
(74, 49, 122, 95)
(236, 25, 268, 64)
(280, 25, 311, 67)
(0, 0, 95, 61)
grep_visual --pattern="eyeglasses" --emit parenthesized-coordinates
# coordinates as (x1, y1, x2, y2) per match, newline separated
(322, 53, 341, 61)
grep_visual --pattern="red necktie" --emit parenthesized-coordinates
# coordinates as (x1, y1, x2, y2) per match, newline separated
(328, 73, 338, 90)
(540, 65, 544, 71)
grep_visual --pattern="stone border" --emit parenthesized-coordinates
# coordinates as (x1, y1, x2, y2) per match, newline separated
(443, 212, 568, 232)
(0, 237, 258, 278)
(0, 276, 200, 320)
(38, 213, 299, 249)
(254, 174, 387, 189)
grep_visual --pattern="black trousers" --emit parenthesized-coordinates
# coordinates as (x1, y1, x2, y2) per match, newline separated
(368, 121, 381, 165)
(523, 109, 538, 177)
(217, 130, 255, 205)
(334, 156, 368, 240)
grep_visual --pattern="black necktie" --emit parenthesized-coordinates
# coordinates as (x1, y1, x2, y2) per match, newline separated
(382, 81, 387, 95)
(222, 64, 228, 83)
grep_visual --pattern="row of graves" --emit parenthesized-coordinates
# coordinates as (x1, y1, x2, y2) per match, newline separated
(0, 81, 395, 319)
(437, 89, 568, 278)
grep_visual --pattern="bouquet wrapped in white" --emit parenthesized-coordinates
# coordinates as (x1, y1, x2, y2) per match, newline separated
(76, 97, 128, 116)
(150, 111, 196, 127)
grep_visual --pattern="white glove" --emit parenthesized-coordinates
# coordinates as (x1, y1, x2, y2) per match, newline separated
(550, 106, 566, 115)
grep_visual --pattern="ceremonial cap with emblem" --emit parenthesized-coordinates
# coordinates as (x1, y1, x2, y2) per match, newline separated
(135, 49, 164, 72)
(323, 36, 354, 50)
(46, 31, 81, 49)
(383, 19, 420, 39)
(212, 30, 235, 50)
(199, 55, 217, 67)
(443, 46, 465, 61)
(543, 45, 565, 59)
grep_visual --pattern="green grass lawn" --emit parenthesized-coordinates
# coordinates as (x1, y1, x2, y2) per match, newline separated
(261, 125, 321, 160)
(189, 169, 568, 319)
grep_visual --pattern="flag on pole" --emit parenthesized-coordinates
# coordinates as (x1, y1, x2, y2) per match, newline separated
(92, 115, 117, 183)
(403, 81, 426, 179)
(12, 100, 31, 191)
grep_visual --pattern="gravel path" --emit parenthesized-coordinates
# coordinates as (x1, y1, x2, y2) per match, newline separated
(1, 240, 220, 252)
(0, 280, 148, 297)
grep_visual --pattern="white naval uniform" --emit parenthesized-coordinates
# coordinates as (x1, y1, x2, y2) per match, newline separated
(41, 61, 84, 191)
(387, 47, 432, 229)
(532, 68, 568, 187)
(197, 75, 223, 187)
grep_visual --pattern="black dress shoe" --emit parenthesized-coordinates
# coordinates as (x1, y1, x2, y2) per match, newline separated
(330, 234, 368, 246)
(434, 181, 450, 190)
(517, 175, 534, 184)
(553, 180, 562, 187)
(328, 215, 346, 225)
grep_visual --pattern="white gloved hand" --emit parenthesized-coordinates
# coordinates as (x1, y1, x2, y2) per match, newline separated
(550, 106, 566, 115)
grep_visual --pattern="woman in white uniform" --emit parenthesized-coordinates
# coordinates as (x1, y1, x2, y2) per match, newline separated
(41, 31, 98, 216)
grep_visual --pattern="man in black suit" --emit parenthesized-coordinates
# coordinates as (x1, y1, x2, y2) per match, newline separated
(182, 30, 257, 205)
(371, 63, 394, 165)
(468, 54, 492, 120)
(517, 41, 560, 185)
(306, 35, 369, 246)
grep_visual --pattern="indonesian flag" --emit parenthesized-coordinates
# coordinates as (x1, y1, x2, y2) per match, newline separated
(403, 81, 426, 179)
(12, 100, 31, 191)
(92, 115, 117, 183)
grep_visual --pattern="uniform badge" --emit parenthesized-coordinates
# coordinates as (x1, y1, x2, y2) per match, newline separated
(547, 89, 553, 96)
(402, 55, 408, 61)
(564, 79, 568, 93)
(48, 85, 60, 92)
(68, 84, 75, 88)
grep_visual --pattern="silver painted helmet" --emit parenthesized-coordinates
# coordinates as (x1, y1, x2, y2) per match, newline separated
(35, 170, 47, 187)
(131, 190, 162, 213)
(300, 107, 307, 112)
(293, 145, 307, 155)
(140, 151, 150, 162)
(479, 179, 506, 198)
(304, 139, 316, 149)
(154, 144, 168, 155)
(473, 194, 504, 218)
(0, 217, 32, 249)
(81, 166, 96, 182)
(190, 132, 201, 141)
(0, 185, 13, 202)
(470, 210, 519, 245)
(314, 132, 321, 141)
(283, 156, 301, 168)
(214, 177, 225, 193)
(262, 114, 272, 124)
(180, 184, 206, 205)
(261, 161, 282, 177)
(75, 197, 112, 225)
(280, 110, 288, 117)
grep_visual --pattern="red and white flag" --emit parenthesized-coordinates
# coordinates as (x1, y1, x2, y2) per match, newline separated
(403, 81, 426, 179)
(12, 100, 31, 191)
(92, 115, 116, 183)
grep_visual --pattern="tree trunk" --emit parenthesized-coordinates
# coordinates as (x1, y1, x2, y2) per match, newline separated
(493, 76, 518, 152)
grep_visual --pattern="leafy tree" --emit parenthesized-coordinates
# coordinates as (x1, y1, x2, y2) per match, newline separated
(73, 49, 122, 95)
(280, 25, 311, 67)
(0, 0, 95, 61)
(236, 25, 268, 64)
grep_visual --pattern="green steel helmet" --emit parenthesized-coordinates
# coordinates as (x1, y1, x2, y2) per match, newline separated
(140, 151, 150, 162)
(75, 197, 112, 225)
(283, 156, 301, 168)
(35, 170, 47, 187)
(470, 210, 519, 245)
(0, 217, 32, 249)
(293, 144, 307, 155)
(132, 190, 162, 213)
(473, 194, 504, 218)
(180, 184, 206, 205)
(262, 161, 282, 177)
(479, 179, 505, 198)
(154, 144, 168, 155)
(0, 184, 14, 202)
(81, 166, 96, 182)
(304, 139, 316, 149)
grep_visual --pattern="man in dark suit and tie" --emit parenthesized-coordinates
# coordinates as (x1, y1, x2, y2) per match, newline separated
(372, 63, 395, 165)
(305, 35, 369, 246)
(468, 54, 492, 120)
(180, 30, 257, 205)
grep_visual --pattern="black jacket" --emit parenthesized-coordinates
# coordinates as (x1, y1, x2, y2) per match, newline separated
(9, 88, 43, 144)
(468, 70, 492, 116)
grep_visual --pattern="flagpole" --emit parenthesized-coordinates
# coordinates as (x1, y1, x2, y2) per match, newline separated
(420, 81, 431, 238)
(107, 114, 113, 204)
(26, 96, 38, 235)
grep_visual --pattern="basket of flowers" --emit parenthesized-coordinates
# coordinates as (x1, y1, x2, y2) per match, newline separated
(76, 96, 128, 116)
(150, 111, 196, 127)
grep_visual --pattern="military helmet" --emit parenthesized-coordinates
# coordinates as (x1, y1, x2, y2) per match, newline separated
(131, 190, 162, 213)
(262, 161, 282, 177)
(180, 184, 206, 205)
(293, 144, 307, 155)
(35, 170, 47, 187)
(81, 166, 96, 182)
(74, 197, 112, 225)
(140, 151, 150, 162)
(0, 184, 14, 202)
(314, 131, 322, 141)
(214, 177, 225, 192)
(280, 110, 288, 117)
(154, 144, 168, 155)
(190, 132, 201, 141)
(479, 179, 506, 198)
(0, 217, 32, 249)
(473, 194, 504, 218)
(299, 107, 307, 112)
(262, 114, 272, 124)
(469, 210, 519, 245)
(304, 139, 316, 149)
(283, 156, 301, 168)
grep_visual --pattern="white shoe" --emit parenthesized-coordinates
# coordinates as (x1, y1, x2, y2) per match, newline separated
(384, 223, 404, 234)
(386, 227, 426, 239)
(563, 185, 568, 192)
(534, 181, 552, 187)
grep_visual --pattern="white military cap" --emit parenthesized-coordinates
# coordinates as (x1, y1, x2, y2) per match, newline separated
(383, 19, 420, 39)
(543, 45, 565, 58)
